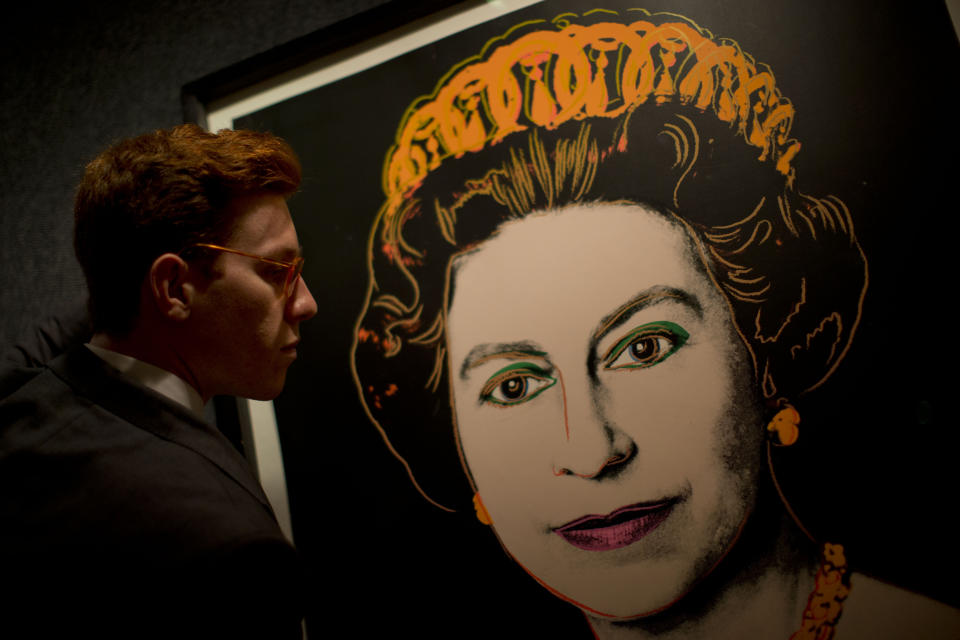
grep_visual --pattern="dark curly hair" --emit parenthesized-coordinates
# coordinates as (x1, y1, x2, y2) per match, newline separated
(351, 9, 867, 511)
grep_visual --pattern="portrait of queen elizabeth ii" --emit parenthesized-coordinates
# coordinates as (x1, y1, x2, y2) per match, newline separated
(343, 6, 960, 638)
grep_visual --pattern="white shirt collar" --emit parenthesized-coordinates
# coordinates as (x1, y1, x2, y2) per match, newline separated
(85, 344, 206, 417)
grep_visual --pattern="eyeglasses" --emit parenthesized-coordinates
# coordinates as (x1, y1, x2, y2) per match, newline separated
(188, 243, 305, 297)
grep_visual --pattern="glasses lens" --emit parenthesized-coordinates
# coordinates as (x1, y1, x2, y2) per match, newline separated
(285, 258, 304, 297)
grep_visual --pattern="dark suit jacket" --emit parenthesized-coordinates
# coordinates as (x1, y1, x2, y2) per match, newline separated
(0, 346, 305, 638)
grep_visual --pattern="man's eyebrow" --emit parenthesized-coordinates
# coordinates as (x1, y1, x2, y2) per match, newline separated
(459, 341, 546, 380)
(273, 244, 303, 261)
(593, 286, 702, 343)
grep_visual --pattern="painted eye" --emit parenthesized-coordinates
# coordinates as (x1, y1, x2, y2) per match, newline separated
(480, 362, 556, 406)
(604, 321, 689, 370)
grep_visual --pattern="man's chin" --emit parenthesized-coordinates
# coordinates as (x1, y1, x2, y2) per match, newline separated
(246, 387, 284, 402)
(237, 377, 286, 402)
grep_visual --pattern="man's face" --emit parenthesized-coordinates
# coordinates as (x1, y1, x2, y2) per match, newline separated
(186, 193, 317, 400)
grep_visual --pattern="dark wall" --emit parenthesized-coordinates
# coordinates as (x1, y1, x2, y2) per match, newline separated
(0, 0, 391, 348)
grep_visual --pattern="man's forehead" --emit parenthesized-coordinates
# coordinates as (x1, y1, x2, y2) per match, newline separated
(226, 194, 298, 253)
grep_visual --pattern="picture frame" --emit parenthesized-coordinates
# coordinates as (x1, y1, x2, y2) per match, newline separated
(182, 2, 960, 636)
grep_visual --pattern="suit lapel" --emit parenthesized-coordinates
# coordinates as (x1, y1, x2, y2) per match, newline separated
(49, 347, 274, 513)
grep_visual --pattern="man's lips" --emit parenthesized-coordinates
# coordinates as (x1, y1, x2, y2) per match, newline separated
(553, 499, 677, 551)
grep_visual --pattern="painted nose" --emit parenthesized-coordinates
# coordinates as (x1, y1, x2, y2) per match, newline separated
(552, 371, 636, 478)
(287, 275, 318, 322)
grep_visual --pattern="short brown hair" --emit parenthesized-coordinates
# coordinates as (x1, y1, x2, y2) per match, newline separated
(74, 124, 301, 335)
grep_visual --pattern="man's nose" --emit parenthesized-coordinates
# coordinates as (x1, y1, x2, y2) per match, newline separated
(287, 275, 318, 322)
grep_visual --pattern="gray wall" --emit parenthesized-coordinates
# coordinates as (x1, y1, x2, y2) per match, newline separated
(0, 0, 390, 348)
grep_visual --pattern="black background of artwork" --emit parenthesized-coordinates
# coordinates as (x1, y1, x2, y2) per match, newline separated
(236, 1, 959, 635)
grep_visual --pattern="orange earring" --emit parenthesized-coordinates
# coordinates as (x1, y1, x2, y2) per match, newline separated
(473, 493, 492, 525)
(767, 405, 800, 446)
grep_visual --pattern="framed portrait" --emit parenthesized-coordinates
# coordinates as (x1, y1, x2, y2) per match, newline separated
(185, 1, 959, 636)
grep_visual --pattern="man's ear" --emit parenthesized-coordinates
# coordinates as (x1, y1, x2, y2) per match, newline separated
(148, 253, 195, 321)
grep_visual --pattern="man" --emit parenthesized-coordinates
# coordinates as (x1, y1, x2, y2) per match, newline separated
(0, 125, 317, 637)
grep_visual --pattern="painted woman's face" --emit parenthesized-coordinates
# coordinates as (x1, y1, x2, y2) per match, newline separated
(445, 203, 765, 618)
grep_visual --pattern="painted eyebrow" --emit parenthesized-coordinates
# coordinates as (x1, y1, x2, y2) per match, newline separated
(457, 287, 700, 379)
(592, 286, 702, 344)
(459, 341, 546, 380)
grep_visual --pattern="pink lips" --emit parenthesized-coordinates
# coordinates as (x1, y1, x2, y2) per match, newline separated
(554, 500, 676, 551)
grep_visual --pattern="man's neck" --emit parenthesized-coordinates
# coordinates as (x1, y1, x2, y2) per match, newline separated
(89, 331, 208, 403)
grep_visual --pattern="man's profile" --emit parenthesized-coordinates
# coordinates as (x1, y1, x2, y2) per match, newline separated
(0, 124, 316, 637)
